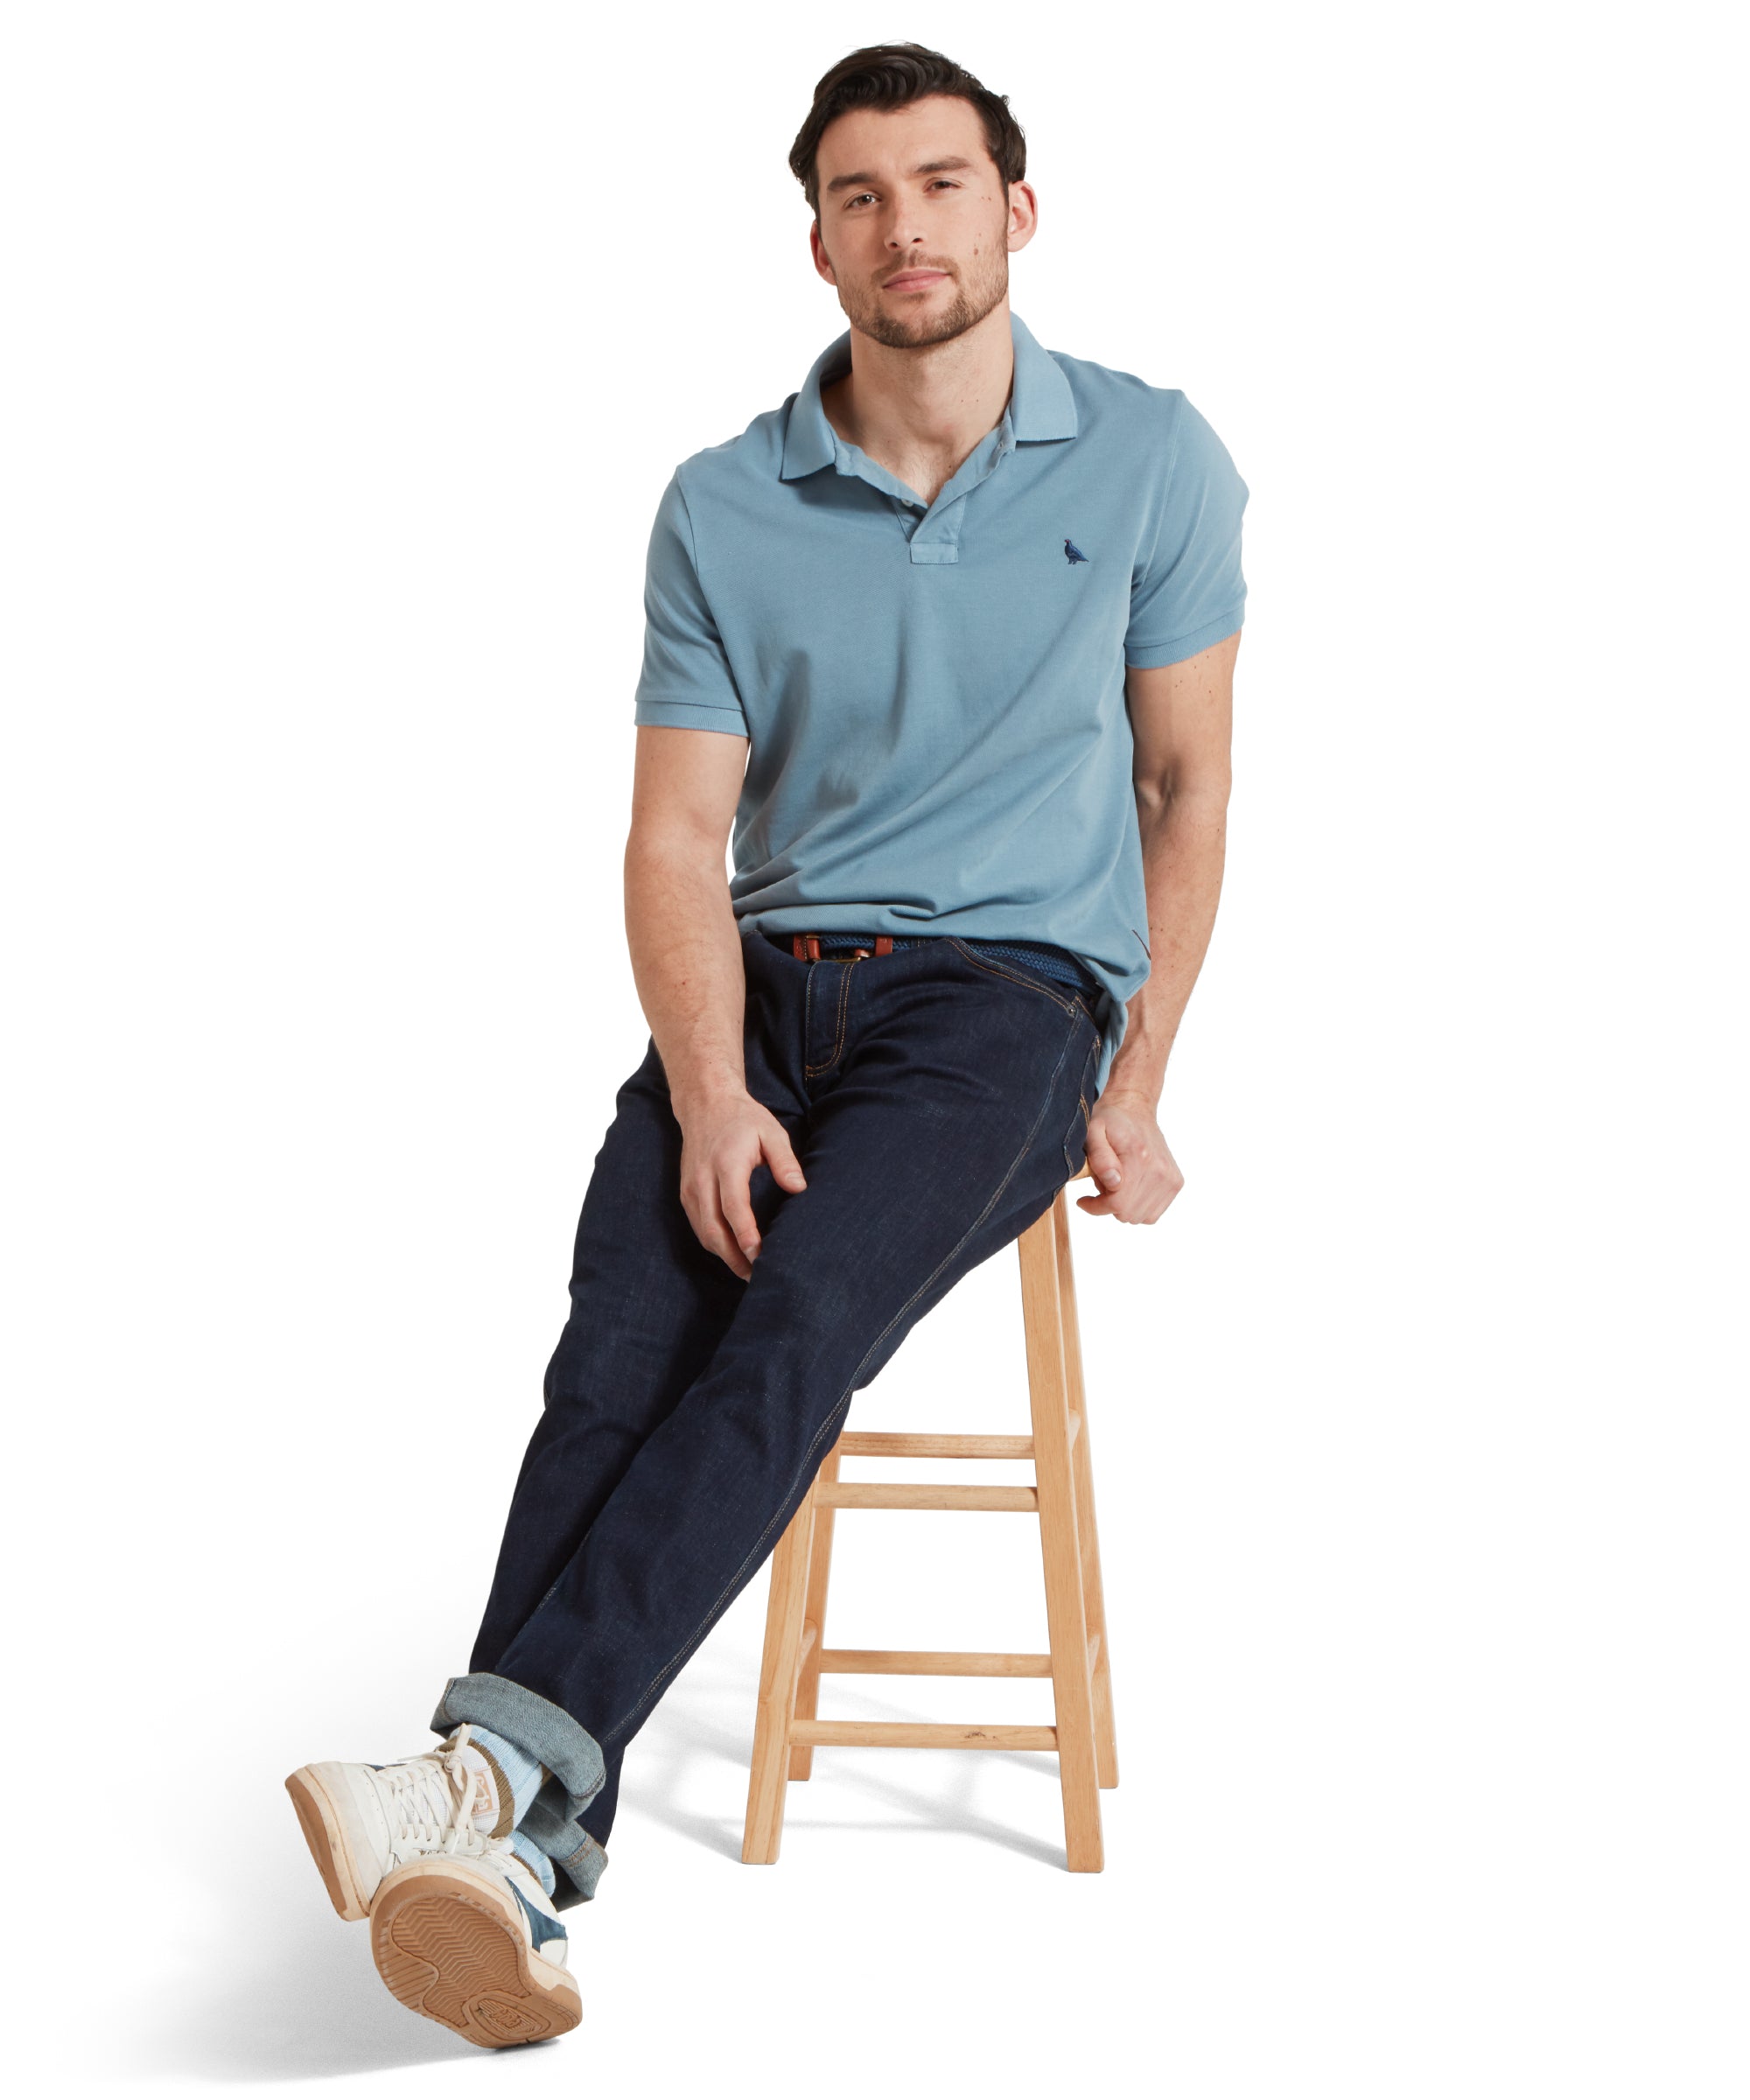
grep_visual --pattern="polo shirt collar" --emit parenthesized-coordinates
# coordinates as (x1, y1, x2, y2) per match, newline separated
(780, 308, 1077, 481)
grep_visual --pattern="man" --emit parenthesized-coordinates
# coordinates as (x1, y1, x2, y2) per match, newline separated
(285, 41, 1246, 2048)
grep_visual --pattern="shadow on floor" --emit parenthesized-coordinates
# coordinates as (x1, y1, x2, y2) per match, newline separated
(134, 1658, 1071, 2081)
(620, 1661, 1071, 1873)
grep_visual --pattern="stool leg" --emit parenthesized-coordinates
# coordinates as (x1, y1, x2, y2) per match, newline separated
(1018, 1191, 1104, 1872)
(788, 1442, 843, 1780)
(1054, 1194, 1118, 1788)
(740, 1467, 821, 1864)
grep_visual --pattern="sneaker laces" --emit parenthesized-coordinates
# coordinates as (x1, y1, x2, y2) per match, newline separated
(379, 1722, 493, 1856)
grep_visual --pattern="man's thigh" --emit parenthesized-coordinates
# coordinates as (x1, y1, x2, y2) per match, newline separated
(729, 938, 1102, 1396)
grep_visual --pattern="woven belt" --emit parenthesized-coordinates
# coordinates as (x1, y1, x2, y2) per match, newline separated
(773, 929, 1099, 1000)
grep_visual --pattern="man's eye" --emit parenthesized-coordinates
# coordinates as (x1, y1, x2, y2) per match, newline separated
(846, 180, 958, 208)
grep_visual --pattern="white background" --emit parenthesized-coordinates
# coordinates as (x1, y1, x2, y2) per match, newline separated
(4, 4, 1743, 2094)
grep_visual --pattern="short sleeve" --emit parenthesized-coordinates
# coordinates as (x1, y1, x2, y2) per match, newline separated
(1124, 395, 1250, 669)
(632, 471, 751, 737)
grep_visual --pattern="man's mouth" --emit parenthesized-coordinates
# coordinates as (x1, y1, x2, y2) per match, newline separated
(883, 270, 948, 291)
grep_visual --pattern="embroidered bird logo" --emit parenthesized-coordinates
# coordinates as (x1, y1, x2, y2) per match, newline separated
(1063, 538, 1089, 564)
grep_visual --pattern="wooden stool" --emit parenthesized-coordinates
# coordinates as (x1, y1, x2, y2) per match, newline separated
(741, 1169, 1117, 1871)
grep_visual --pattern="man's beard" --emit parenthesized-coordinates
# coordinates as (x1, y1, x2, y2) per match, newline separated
(836, 244, 1009, 351)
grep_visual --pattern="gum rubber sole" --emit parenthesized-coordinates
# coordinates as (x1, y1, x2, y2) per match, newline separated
(284, 1768, 369, 1922)
(369, 1862, 581, 2049)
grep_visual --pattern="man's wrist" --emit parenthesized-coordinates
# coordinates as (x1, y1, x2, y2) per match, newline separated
(1097, 1065, 1162, 1113)
(668, 1069, 748, 1124)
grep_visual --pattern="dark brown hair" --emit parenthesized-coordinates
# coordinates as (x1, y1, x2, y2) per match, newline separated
(788, 44, 1027, 224)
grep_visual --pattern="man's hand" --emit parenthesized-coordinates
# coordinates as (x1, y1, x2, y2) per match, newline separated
(675, 1090, 808, 1281)
(1074, 1087, 1186, 1223)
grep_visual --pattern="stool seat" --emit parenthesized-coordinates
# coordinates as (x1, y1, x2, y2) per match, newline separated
(741, 1168, 1118, 1871)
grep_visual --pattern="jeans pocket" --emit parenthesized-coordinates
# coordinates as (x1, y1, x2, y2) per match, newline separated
(944, 935, 1080, 1018)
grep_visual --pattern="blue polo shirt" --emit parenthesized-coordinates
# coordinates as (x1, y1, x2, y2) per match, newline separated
(632, 308, 1248, 1096)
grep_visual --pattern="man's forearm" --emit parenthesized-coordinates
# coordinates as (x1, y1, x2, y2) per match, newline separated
(1103, 781, 1229, 1108)
(623, 838, 748, 1121)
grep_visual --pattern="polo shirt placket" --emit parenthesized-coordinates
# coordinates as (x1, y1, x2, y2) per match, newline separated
(827, 413, 1014, 564)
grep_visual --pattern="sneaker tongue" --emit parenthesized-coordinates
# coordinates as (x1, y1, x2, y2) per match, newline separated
(452, 1743, 503, 1832)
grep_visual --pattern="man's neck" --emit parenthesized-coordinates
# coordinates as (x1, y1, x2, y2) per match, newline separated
(819, 300, 1015, 508)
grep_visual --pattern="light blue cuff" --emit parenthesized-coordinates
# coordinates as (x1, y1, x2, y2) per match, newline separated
(1124, 601, 1246, 669)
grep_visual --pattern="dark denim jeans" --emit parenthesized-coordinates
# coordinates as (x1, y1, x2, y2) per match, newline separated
(430, 929, 1105, 1908)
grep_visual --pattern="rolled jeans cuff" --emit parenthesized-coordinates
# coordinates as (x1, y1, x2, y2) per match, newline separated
(430, 1670, 609, 1907)
(541, 1824, 610, 1908)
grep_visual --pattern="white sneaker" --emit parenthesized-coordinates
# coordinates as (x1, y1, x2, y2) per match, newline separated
(284, 1722, 508, 1922)
(369, 1838, 581, 2048)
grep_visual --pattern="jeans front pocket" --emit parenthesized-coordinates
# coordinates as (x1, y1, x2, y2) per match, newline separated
(943, 934, 1079, 1018)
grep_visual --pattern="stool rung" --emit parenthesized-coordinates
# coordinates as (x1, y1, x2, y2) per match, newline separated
(789, 1720, 1059, 1751)
(819, 1648, 1054, 1677)
(816, 1482, 1038, 1512)
(836, 1432, 1037, 1459)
